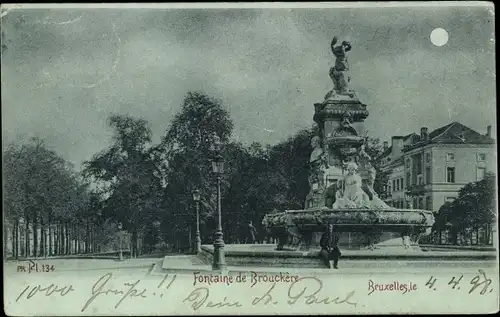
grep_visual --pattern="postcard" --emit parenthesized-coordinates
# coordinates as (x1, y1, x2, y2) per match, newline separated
(2, 2, 498, 315)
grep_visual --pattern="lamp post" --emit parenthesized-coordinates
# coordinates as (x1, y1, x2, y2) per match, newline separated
(211, 134, 227, 271)
(192, 189, 202, 254)
(118, 223, 123, 261)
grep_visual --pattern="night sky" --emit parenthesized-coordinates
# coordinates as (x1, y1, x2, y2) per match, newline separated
(1, 4, 496, 169)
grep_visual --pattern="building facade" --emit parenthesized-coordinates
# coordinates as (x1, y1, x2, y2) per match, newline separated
(379, 122, 496, 245)
(379, 133, 417, 208)
(380, 122, 495, 210)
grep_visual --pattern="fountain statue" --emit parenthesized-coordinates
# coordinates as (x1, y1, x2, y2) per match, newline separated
(263, 37, 434, 253)
(333, 162, 370, 209)
(325, 36, 355, 100)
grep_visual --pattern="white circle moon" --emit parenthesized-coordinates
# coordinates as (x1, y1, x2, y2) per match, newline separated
(430, 28, 449, 46)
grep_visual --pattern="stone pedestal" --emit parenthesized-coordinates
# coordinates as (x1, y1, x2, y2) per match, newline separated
(307, 96, 371, 209)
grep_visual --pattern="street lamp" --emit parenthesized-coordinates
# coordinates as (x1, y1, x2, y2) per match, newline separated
(192, 189, 202, 254)
(211, 134, 227, 271)
(117, 223, 123, 261)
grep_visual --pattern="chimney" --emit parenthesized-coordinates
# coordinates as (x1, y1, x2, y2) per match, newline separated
(383, 141, 388, 150)
(486, 125, 491, 137)
(420, 127, 428, 140)
(392, 136, 403, 156)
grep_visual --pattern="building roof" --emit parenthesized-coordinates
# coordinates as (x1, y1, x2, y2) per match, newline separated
(379, 133, 415, 159)
(428, 122, 455, 139)
(403, 122, 495, 152)
(432, 122, 494, 144)
(380, 146, 392, 158)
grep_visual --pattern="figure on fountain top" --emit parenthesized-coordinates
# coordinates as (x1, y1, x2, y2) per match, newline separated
(325, 36, 358, 101)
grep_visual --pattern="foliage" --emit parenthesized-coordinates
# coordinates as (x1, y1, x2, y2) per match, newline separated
(83, 114, 162, 228)
(3, 137, 93, 257)
(158, 92, 234, 248)
(433, 173, 496, 238)
(82, 114, 163, 256)
(3, 138, 85, 222)
(365, 137, 387, 195)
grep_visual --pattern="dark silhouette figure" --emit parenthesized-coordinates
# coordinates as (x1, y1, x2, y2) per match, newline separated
(320, 224, 341, 269)
(246, 221, 257, 244)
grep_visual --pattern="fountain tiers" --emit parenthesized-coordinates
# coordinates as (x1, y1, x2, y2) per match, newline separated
(262, 97, 435, 252)
(262, 36, 435, 254)
(263, 207, 434, 252)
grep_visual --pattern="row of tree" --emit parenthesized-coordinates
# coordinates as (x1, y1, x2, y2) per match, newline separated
(3, 138, 117, 258)
(432, 172, 496, 245)
(4, 92, 387, 258)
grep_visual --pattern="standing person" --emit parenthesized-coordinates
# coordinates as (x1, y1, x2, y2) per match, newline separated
(247, 221, 257, 244)
(320, 223, 342, 269)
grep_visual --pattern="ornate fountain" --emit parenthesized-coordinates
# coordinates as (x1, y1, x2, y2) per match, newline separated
(263, 37, 435, 252)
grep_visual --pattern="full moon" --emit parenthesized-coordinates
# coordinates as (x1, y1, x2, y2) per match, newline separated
(430, 28, 449, 46)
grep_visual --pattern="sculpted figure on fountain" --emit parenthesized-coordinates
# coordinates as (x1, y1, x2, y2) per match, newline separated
(333, 162, 371, 209)
(309, 136, 328, 189)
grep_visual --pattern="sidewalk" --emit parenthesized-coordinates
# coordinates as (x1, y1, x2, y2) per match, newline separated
(150, 254, 498, 276)
(420, 244, 496, 251)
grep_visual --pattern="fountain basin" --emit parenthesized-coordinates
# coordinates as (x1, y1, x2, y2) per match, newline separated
(262, 207, 435, 252)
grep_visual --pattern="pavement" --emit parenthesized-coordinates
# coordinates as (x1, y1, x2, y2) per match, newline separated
(200, 244, 497, 260)
(4, 243, 497, 277)
(148, 253, 498, 276)
(3, 255, 498, 279)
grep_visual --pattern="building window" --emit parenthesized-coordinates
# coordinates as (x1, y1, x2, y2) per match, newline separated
(477, 167, 486, 181)
(425, 167, 431, 184)
(446, 167, 455, 183)
(400, 178, 404, 190)
(406, 159, 410, 168)
(395, 179, 399, 191)
(426, 153, 431, 163)
(406, 173, 411, 188)
(446, 153, 455, 161)
(392, 180, 396, 192)
(418, 197, 424, 209)
(477, 153, 486, 162)
(416, 154, 423, 174)
(426, 196, 432, 211)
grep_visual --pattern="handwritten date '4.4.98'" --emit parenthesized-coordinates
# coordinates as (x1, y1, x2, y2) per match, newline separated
(425, 269, 494, 295)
